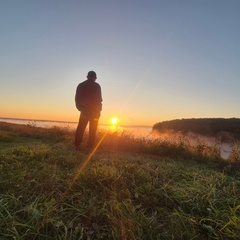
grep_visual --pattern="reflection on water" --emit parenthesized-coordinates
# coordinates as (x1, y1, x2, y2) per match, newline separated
(0, 117, 234, 159)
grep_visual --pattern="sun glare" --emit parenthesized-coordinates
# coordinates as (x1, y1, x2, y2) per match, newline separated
(111, 117, 118, 125)
(109, 117, 120, 131)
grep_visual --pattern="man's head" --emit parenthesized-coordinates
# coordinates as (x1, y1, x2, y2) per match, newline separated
(87, 71, 97, 81)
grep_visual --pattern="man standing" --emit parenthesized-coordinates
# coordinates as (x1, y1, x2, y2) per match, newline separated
(74, 71, 103, 151)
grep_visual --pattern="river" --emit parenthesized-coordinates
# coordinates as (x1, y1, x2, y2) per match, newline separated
(0, 117, 152, 137)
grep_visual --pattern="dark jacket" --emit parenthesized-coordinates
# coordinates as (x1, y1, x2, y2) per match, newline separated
(75, 79, 102, 118)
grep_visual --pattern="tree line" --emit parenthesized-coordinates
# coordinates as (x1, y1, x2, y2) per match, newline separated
(153, 118, 240, 140)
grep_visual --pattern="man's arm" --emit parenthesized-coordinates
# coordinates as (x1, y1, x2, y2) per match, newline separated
(98, 85, 103, 111)
(75, 85, 83, 111)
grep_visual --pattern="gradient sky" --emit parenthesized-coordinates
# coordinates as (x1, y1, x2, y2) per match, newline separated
(1, 0, 239, 126)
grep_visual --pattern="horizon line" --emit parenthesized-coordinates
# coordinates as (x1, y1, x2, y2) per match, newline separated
(0, 116, 152, 128)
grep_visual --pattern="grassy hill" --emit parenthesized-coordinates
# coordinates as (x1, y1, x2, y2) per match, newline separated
(0, 121, 240, 239)
(153, 118, 240, 141)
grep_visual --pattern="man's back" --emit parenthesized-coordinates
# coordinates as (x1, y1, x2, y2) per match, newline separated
(75, 79, 102, 118)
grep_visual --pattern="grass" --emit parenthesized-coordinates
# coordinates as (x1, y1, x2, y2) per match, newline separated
(0, 121, 240, 239)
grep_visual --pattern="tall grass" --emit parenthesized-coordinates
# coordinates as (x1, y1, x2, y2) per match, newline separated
(0, 122, 240, 239)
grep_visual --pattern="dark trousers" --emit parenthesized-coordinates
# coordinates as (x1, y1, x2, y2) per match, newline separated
(74, 113, 99, 148)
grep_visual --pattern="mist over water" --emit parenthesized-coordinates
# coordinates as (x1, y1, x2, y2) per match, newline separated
(151, 130, 234, 160)
(0, 117, 233, 159)
(0, 117, 152, 136)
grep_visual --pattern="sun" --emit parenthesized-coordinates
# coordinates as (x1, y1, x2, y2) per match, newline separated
(111, 117, 118, 125)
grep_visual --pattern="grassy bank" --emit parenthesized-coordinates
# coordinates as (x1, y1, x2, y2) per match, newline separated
(0, 121, 240, 239)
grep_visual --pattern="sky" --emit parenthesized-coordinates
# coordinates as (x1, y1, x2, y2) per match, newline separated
(0, 0, 239, 126)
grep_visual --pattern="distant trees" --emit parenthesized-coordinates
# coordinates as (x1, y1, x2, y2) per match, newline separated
(153, 118, 240, 140)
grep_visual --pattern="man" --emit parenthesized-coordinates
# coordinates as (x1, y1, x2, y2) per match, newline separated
(74, 71, 103, 151)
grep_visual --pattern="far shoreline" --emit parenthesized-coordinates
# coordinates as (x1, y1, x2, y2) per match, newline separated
(0, 117, 151, 129)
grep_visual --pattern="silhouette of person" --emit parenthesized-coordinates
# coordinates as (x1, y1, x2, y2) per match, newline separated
(74, 71, 102, 151)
